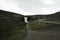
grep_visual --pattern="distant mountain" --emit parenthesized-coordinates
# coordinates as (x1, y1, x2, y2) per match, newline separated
(45, 12, 60, 22)
(0, 10, 60, 22)
(0, 10, 24, 22)
(27, 12, 60, 22)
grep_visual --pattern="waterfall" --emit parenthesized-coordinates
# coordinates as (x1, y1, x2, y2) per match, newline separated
(24, 17, 31, 40)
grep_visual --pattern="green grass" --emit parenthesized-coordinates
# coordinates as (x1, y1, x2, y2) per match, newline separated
(29, 20, 60, 31)
(0, 14, 27, 40)
(0, 21, 27, 40)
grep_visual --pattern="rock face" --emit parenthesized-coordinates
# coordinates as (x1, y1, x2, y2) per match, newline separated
(45, 12, 60, 22)
(27, 11, 60, 22)
(0, 10, 27, 40)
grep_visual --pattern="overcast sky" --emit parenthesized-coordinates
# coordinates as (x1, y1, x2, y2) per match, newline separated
(0, 0, 60, 15)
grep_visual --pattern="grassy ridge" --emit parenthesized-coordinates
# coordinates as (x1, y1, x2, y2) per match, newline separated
(29, 21, 60, 31)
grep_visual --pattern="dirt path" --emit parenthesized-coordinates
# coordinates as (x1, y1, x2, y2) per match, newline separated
(31, 31, 60, 40)
(24, 24, 31, 40)
(24, 30, 60, 40)
(39, 20, 60, 24)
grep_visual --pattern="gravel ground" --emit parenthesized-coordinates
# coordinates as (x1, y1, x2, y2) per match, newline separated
(31, 31, 60, 40)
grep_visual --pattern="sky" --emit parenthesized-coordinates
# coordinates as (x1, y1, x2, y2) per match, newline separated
(0, 0, 60, 15)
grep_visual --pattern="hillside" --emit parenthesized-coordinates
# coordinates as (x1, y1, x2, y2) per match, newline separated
(0, 10, 27, 40)
(27, 11, 60, 22)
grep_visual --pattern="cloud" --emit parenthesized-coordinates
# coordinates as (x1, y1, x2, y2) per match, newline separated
(0, 0, 27, 14)
(0, 0, 60, 15)
(42, 0, 55, 5)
